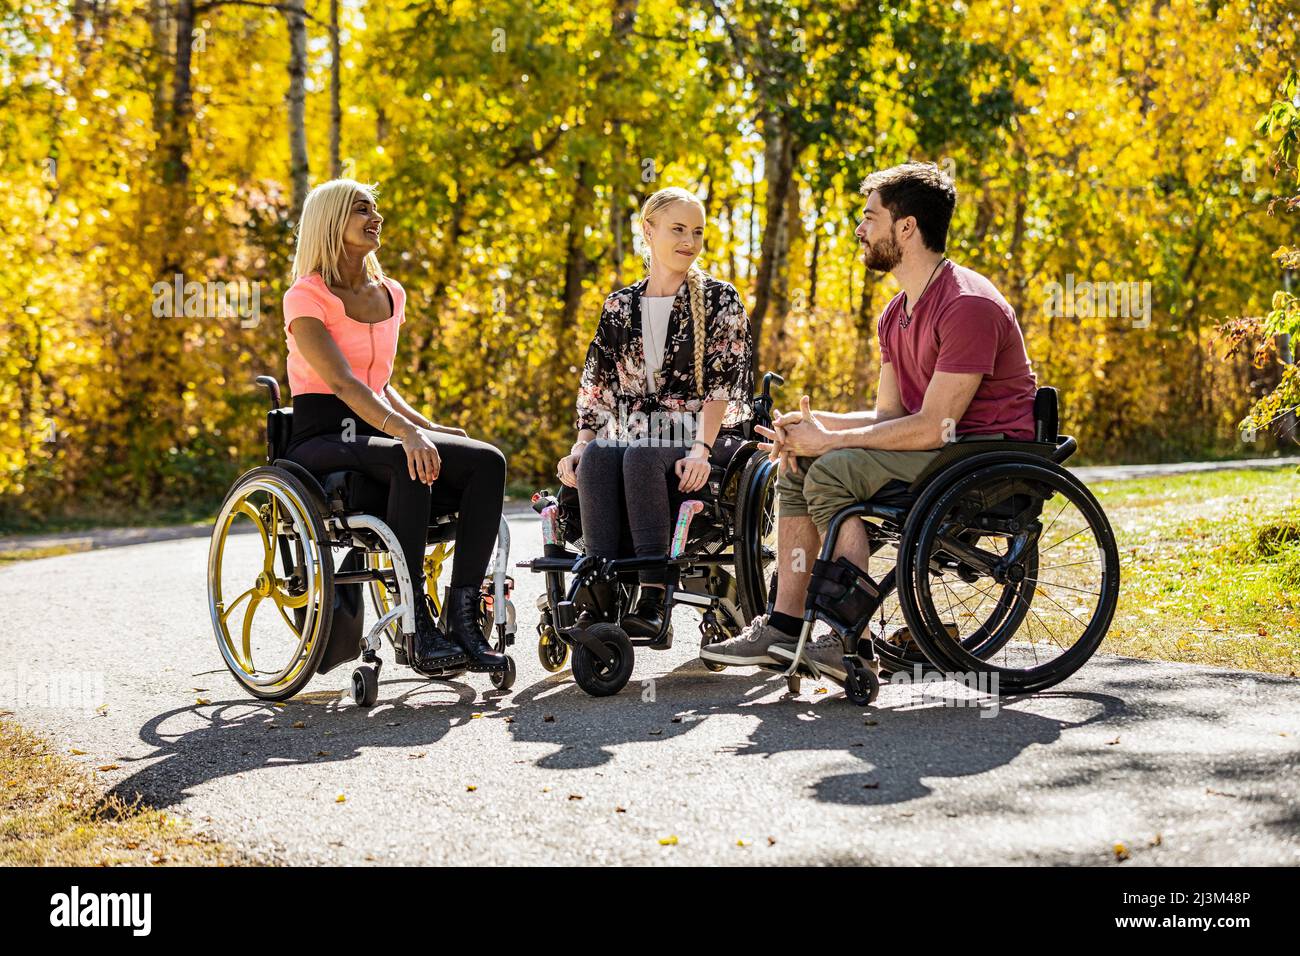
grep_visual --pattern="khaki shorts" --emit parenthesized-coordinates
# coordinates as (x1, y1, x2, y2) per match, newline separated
(776, 448, 941, 534)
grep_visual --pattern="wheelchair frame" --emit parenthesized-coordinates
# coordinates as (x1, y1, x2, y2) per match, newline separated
(771, 387, 1119, 705)
(520, 373, 785, 697)
(206, 376, 518, 706)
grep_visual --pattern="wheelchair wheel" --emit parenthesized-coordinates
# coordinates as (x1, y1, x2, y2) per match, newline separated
(351, 662, 380, 707)
(871, 546, 1035, 676)
(490, 655, 517, 691)
(208, 467, 334, 701)
(734, 453, 779, 620)
(537, 620, 570, 672)
(570, 623, 634, 697)
(898, 461, 1120, 694)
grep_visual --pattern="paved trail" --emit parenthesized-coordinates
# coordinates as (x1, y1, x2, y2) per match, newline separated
(2, 510, 1297, 865)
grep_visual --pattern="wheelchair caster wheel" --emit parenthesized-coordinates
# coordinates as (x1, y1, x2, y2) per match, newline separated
(844, 664, 880, 707)
(699, 616, 729, 672)
(538, 627, 570, 672)
(490, 655, 517, 691)
(571, 623, 634, 697)
(351, 663, 380, 707)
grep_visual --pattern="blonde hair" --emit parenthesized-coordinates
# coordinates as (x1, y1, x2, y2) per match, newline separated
(640, 187, 707, 394)
(291, 179, 385, 287)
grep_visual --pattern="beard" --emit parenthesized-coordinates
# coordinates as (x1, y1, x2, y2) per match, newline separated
(862, 230, 903, 272)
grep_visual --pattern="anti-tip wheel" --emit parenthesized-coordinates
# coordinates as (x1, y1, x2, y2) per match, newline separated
(844, 664, 880, 707)
(490, 655, 517, 691)
(351, 663, 380, 707)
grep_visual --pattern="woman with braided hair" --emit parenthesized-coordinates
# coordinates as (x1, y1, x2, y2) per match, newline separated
(556, 187, 754, 642)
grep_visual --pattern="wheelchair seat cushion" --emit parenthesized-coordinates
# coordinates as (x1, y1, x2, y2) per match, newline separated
(318, 469, 458, 543)
(870, 479, 916, 510)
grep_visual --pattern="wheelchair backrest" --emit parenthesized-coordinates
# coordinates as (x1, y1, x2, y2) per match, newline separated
(266, 407, 293, 464)
(1033, 387, 1059, 443)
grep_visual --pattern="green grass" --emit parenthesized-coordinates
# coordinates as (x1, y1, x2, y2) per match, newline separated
(1094, 466, 1300, 675)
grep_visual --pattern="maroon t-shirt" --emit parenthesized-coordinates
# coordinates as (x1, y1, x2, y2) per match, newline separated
(878, 261, 1037, 441)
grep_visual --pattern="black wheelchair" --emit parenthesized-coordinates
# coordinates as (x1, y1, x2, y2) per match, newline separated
(206, 376, 518, 707)
(771, 385, 1120, 704)
(526, 379, 1119, 706)
(521, 373, 786, 698)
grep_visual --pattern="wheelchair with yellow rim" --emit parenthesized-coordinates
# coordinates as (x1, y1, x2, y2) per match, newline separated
(206, 376, 517, 707)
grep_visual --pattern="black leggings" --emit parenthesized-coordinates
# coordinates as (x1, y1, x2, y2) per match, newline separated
(286, 394, 506, 589)
(576, 433, 743, 584)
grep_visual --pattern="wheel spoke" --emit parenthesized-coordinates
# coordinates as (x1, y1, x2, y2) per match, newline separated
(1030, 582, 1096, 634)
(239, 593, 264, 672)
(219, 585, 257, 624)
(272, 595, 306, 637)
(1023, 576, 1100, 598)
(1037, 556, 1099, 573)
(236, 499, 272, 557)
(1027, 604, 1067, 654)
(272, 584, 310, 610)
(1039, 524, 1090, 556)
(1036, 497, 1071, 549)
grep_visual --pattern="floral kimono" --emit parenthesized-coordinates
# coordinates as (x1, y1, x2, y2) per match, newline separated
(574, 273, 754, 441)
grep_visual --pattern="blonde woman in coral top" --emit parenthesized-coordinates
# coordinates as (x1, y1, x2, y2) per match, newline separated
(281, 178, 507, 674)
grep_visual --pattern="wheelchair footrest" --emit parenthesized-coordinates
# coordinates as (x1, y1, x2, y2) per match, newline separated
(807, 557, 881, 634)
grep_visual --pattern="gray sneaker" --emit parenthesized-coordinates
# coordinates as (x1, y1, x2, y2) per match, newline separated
(769, 632, 881, 683)
(699, 615, 790, 667)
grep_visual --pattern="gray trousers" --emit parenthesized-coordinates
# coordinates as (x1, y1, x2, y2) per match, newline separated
(576, 434, 742, 584)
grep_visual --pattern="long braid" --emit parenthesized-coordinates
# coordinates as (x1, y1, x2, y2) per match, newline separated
(687, 265, 706, 397)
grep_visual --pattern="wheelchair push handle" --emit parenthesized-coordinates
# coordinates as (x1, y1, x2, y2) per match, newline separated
(255, 375, 282, 410)
(753, 371, 785, 431)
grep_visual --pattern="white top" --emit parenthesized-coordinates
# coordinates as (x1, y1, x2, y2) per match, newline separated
(640, 295, 675, 392)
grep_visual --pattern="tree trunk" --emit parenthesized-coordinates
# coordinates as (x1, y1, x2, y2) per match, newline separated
(329, 0, 341, 178)
(561, 161, 597, 336)
(808, 208, 822, 314)
(853, 265, 879, 402)
(770, 170, 801, 362)
(286, 0, 310, 220)
(163, 0, 194, 194)
(748, 113, 798, 377)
